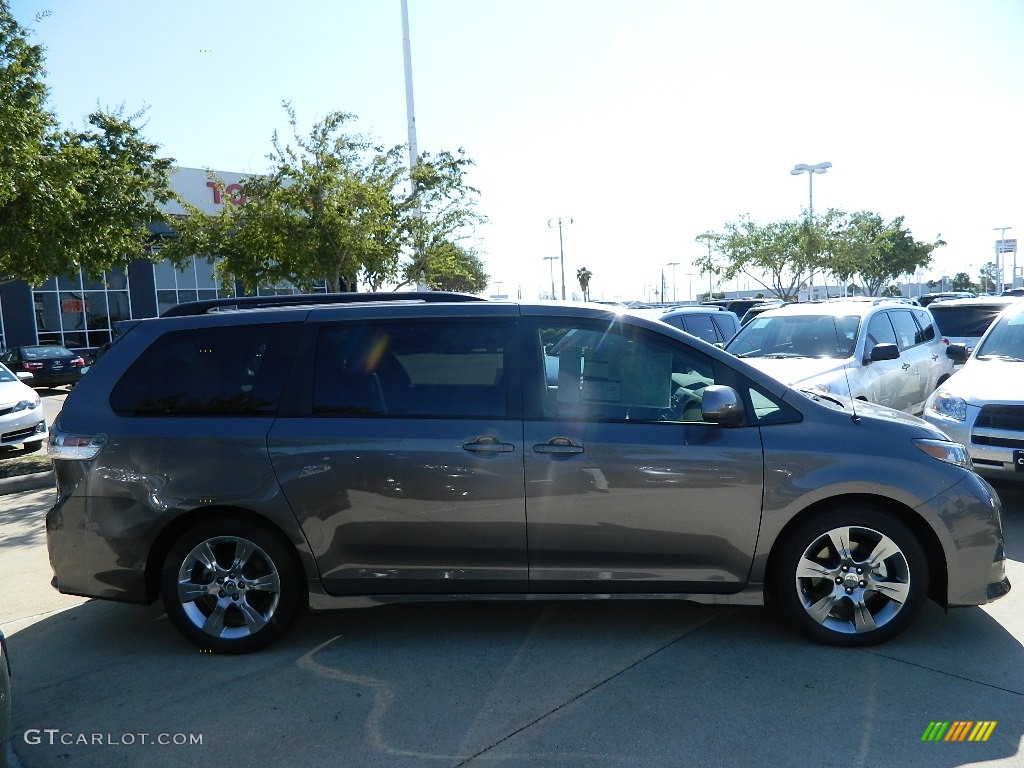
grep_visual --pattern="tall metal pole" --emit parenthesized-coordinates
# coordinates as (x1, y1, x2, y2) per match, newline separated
(548, 217, 572, 300)
(400, 0, 424, 288)
(667, 262, 679, 302)
(543, 256, 558, 300)
(994, 226, 1012, 293)
(791, 162, 831, 299)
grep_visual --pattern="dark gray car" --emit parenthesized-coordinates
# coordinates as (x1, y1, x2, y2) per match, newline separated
(46, 297, 1009, 653)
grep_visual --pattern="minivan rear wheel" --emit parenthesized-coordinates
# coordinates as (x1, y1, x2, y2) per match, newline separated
(774, 506, 928, 646)
(160, 519, 304, 654)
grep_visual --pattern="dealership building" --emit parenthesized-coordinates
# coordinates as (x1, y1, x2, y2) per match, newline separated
(0, 167, 322, 354)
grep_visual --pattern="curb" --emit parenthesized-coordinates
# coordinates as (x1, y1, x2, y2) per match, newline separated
(0, 471, 55, 496)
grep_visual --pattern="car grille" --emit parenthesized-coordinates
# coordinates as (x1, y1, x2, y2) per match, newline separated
(2, 426, 39, 443)
(973, 405, 1024, 448)
(0, 406, 14, 417)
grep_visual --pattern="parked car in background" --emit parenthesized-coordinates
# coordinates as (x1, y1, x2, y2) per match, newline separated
(45, 293, 1008, 654)
(918, 291, 976, 307)
(740, 301, 790, 326)
(0, 362, 47, 451)
(927, 296, 1022, 362)
(924, 300, 1024, 482)
(0, 345, 86, 388)
(630, 305, 740, 345)
(725, 298, 956, 415)
(702, 297, 783, 318)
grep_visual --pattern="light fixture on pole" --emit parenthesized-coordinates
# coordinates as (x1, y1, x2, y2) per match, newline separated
(543, 256, 558, 300)
(994, 226, 1013, 293)
(547, 217, 573, 300)
(666, 262, 680, 302)
(791, 162, 831, 299)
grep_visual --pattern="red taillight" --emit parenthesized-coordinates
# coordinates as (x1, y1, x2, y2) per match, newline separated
(23, 361, 44, 370)
(71, 356, 85, 367)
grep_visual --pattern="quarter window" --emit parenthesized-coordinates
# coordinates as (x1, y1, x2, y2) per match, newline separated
(110, 323, 300, 415)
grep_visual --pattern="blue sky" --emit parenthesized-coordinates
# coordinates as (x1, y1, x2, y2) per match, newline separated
(10, 0, 1024, 301)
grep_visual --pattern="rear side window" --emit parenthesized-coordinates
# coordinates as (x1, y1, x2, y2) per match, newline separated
(680, 314, 720, 344)
(889, 310, 921, 350)
(911, 308, 936, 343)
(312, 320, 510, 418)
(110, 323, 301, 416)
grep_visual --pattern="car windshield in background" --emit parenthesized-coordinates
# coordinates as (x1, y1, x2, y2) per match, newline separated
(975, 310, 1024, 361)
(729, 315, 860, 359)
(0, 365, 15, 383)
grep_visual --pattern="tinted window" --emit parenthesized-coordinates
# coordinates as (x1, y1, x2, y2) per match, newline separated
(680, 314, 720, 343)
(929, 305, 1006, 337)
(313, 320, 509, 418)
(911, 308, 936, 343)
(865, 313, 898, 348)
(888, 310, 920, 350)
(534, 319, 720, 422)
(110, 323, 300, 415)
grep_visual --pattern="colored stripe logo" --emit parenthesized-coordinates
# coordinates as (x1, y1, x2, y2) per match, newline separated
(921, 721, 997, 742)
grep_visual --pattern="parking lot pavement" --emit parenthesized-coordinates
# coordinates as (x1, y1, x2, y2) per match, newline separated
(2, 484, 1024, 768)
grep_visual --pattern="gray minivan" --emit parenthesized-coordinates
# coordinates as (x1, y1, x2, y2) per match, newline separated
(46, 296, 1009, 652)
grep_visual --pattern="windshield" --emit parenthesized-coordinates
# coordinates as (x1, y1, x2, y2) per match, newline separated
(975, 311, 1024, 361)
(930, 305, 1009, 337)
(727, 315, 860, 359)
(0, 363, 16, 383)
(22, 346, 73, 359)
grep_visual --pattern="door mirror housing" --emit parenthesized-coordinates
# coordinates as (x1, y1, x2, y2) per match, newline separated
(701, 385, 744, 426)
(867, 343, 900, 363)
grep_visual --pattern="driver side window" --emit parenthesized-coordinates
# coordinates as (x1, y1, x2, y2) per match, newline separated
(533, 320, 718, 422)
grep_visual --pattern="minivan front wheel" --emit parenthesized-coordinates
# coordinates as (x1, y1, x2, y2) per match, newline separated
(775, 507, 928, 646)
(160, 519, 303, 653)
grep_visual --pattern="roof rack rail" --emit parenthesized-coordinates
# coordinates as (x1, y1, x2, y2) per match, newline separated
(160, 291, 486, 317)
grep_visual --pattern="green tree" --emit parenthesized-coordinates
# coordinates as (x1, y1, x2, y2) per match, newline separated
(979, 261, 999, 293)
(167, 104, 482, 294)
(0, 3, 175, 285)
(828, 211, 942, 296)
(576, 266, 592, 301)
(411, 239, 488, 293)
(950, 272, 973, 291)
(695, 217, 817, 301)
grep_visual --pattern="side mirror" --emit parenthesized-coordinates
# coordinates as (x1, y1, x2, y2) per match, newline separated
(946, 344, 968, 363)
(701, 385, 744, 426)
(867, 343, 900, 363)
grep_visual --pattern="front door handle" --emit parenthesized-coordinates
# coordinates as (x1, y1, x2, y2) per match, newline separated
(533, 437, 584, 455)
(463, 436, 514, 454)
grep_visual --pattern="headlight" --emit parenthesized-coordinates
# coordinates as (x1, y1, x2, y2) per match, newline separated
(926, 389, 967, 422)
(913, 438, 973, 470)
(10, 394, 41, 413)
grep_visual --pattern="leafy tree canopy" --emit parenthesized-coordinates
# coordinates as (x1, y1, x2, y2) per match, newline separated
(165, 103, 483, 294)
(0, 2, 174, 285)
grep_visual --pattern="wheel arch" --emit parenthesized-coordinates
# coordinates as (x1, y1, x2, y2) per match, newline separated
(144, 505, 311, 607)
(764, 492, 948, 608)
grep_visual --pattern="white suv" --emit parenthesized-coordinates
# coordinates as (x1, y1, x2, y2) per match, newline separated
(725, 298, 955, 415)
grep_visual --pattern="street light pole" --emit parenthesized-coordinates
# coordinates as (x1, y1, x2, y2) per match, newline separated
(543, 256, 558, 300)
(994, 226, 1013, 293)
(547, 217, 573, 300)
(667, 262, 679, 302)
(685, 272, 696, 303)
(791, 162, 831, 299)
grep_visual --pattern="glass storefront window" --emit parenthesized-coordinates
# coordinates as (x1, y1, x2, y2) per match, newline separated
(32, 268, 133, 351)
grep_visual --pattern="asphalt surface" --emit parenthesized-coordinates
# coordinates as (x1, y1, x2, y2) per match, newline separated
(2, 389, 1024, 767)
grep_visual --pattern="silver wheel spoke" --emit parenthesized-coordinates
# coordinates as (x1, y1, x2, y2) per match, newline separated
(872, 579, 910, 604)
(231, 539, 257, 572)
(178, 580, 210, 602)
(246, 573, 281, 594)
(796, 556, 832, 579)
(852, 598, 878, 632)
(827, 527, 853, 560)
(202, 602, 228, 636)
(192, 541, 219, 572)
(865, 534, 901, 568)
(237, 600, 270, 632)
(807, 593, 839, 625)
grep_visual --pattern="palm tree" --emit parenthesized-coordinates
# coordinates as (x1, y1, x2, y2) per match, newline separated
(576, 266, 592, 301)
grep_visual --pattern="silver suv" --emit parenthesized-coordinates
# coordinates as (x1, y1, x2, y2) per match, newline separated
(725, 298, 955, 415)
(46, 294, 1008, 652)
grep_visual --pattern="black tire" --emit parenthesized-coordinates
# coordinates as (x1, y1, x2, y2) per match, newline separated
(160, 518, 305, 654)
(773, 506, 928, 647)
